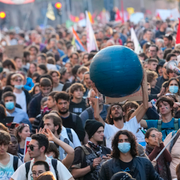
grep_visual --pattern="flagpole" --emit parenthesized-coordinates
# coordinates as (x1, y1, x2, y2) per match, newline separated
(121, 0, 124, 23)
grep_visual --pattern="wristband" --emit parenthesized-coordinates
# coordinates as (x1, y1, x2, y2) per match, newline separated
(90, 163, 94, 171)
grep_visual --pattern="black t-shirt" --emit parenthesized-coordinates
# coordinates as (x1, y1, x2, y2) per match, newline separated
(119, 159, 133, 173)
(61, 113, 85, 141)
(69, 99, 87, 115)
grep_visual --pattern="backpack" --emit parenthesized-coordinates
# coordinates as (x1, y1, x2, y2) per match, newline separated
(13, 156, 19, 171)
(74, 145, 90, 180)
(157, 118, 179, 132)
(66, 128, 73, 143)
(25, 159, 58, 180)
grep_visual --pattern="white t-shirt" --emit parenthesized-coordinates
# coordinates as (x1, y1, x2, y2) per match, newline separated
(14, 91, 26, 112)
(104, 116, 145, 149)
(11, 156, 72, 180)
(61, 126, 81, 148)
(0, 153, 22, 180)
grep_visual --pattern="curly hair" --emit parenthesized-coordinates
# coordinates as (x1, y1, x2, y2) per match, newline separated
(111, 130, 138, 159)
(106, 103, 123, 125)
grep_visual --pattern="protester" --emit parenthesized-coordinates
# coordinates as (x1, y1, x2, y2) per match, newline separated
(71, 120, 111, 180)
(145, 128, 172, 180)
(0, 130, 22, 180)
(31, 161, 50, 180)
(98, 130, 162, 180)
(10, 134, 74, 180)
(15, 124, 31, 155)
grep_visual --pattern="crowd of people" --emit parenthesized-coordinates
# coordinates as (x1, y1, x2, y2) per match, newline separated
(0, 17, 180, 180)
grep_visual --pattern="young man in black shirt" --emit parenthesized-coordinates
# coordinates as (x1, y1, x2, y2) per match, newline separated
(71, 120, 111, 180)
(69, 83, 87, 116)
(54, 91, 85, 142)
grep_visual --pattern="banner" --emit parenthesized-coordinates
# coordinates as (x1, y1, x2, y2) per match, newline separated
(0, 0, 34, 4)
(86, 11, 98, 53)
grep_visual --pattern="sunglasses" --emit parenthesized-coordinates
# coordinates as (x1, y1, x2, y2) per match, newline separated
(27, 144, 37, 151)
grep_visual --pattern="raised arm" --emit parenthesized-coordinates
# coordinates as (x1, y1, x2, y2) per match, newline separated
(43, 128, 74, 169)
(130, 70, 149, 123)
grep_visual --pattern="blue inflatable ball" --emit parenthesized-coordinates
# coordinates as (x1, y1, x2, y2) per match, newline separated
(90, 45, 143, 97)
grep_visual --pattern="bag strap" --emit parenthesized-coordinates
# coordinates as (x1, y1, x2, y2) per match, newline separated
(51, 159, 59, 180)
(25, 161, 31, 179)
(157, 120, 162, 132)
(13, 156, 19, 171)
(174, 118, 179, 130)
(66, 128, 73, 143)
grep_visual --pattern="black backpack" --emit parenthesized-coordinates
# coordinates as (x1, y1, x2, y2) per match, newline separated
(13, 156, 19, 171)
(25, 159, 58, 180)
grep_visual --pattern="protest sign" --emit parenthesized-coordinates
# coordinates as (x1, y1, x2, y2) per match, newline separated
(5, 45, 24, 59)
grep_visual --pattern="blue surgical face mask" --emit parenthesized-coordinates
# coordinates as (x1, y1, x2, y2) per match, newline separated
(14, 85, 24, 89)
(5, 102, 15, 110)
(48, 155, 54, 159)
(118, 142, 131, 153)
(169, 85, 179, 94)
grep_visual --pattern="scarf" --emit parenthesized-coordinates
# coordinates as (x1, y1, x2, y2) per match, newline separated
(146, 144, 171, 180)
(88, 141, 102, 157)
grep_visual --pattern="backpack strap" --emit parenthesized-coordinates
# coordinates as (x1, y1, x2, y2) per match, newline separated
(66, 128, 73, 143)
(157, 120, 162, 132)
(13, 156, 19, 171)
(51, 159, 59, 180)
(87, 108, 93, 119)
(81, 145, 90, 156)
(25, 161, 31, 179)
(174, 118, 179, 130)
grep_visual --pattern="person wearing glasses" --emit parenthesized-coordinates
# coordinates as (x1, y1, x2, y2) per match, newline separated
(12, 73, 31, 112)
(10, 134, 74, 180)
(31, 161, 50, 180)
(0, 130, 22, 180)
(15, 124, 30, 155)
(145, 128, 172, 180)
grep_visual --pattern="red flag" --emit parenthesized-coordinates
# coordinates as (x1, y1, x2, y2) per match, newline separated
(176, 18, 180, 44)
(0, 0, 34, 4)
(156, 12, 161, 20)
(121, 0, 124, 23)
(115, 9, 122, 21)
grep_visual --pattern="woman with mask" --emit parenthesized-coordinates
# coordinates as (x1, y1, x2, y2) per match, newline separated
(145, 128, 172, 180)
(166, 78, 180, 102)
(99, 130, 162, 180)
(15, 123, 31, 155)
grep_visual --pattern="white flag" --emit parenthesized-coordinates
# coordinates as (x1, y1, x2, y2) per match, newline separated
(86, 11, 98, 52)
(130, 28, 142, 54)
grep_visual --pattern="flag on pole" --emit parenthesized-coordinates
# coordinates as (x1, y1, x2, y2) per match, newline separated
(115, 9, 122, 21)
(176, 18, 180, 44)
(46, 3, 56, 21)
(0, 0, 34, 4)
(86, 11, 98, 53)
(130, 28, 142, 54)
(72, 28, 85, 51)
